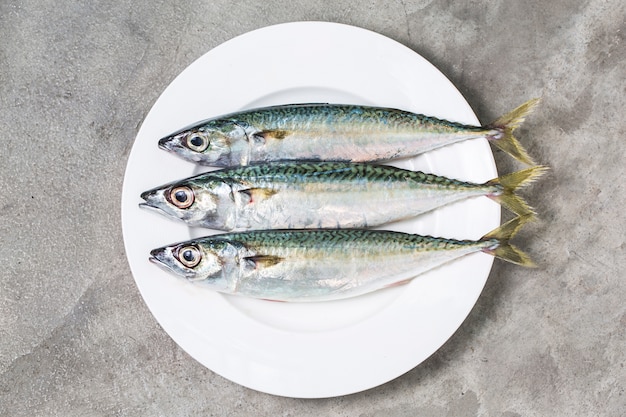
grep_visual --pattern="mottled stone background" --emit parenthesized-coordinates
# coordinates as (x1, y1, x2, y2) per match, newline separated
(0, 1, 624, 416)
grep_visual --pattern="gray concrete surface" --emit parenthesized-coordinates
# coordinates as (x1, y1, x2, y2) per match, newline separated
(1, 1, 624, 415)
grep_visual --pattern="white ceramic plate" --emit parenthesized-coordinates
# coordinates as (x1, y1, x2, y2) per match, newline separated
(121, 22, 499, 398)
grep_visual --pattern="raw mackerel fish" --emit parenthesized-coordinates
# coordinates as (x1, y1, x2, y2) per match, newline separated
(149, 215, 534, 302)
(140, 161, 546, 231)
(158, 99, 539, 166)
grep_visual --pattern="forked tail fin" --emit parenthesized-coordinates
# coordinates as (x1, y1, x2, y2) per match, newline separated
(481, 215, 536, 267)
(486, 165, 549, 216)
(487, 98, 540, 165)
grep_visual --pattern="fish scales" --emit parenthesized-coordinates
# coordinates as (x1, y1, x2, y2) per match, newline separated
(221, 230, 483, 299)
(218, 162, 472, 186)
(236, 106, 484, 165)
(239, 105, 478, 134)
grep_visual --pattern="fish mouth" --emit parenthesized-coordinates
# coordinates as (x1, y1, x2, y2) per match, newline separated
(158, 136, 173, 151)
(149, 254, 176, 275)
(148, 248, 174, 272)
(140, 189, 160, 204)
(140, 190, 151, 200)
(138, 202, 165, 215)
(158, 133, 186, 152)
(149, 248, 165, 262)
(139, 190, 167, 214)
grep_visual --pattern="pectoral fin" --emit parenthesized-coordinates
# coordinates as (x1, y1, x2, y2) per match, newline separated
(243, 255, 284, 270)
(238, 188, 278, 204)
(252, 129, 290, 143)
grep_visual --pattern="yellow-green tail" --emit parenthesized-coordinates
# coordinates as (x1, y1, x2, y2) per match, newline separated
(487, 98, 540, 165)
(481, 215, 536, 267)
(486, 165, 549, 216)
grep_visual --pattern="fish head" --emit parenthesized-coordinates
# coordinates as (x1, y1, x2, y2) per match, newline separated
(149, 240, 234, 292)
(139, 176, 229, 228)
(158, 120, 246, 166)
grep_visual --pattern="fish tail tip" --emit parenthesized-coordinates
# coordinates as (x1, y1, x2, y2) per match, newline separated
(482, 213, 535, 241)
(485, 243, 536, 267)
(486, 165, 546, 216)
(488, 131, 535, 165)
(487, 98, 542, 165)
(488, 193, 536, 217)
(487, 165, 549, 216)
(493, 98, 542, 128)
(488, 164, 549, 187)
(513, 164, 550, 181)
(482, 214, 536, 267)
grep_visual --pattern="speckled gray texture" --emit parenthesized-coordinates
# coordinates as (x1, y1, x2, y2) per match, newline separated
(1, 1, 624, 415)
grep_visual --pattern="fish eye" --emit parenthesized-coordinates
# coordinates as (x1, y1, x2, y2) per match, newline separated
(186, 133, 209, 152)
(169, 186, 194, 209)
(177, 245, 201, 268)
